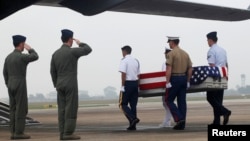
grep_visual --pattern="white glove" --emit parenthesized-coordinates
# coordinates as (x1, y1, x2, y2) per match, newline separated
(187, 82, 190, 89)
(120, 86, 125, 92)
(166, 83, 172, 88)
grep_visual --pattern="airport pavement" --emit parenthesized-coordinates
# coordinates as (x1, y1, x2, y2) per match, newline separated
(0, 99, 249, 141)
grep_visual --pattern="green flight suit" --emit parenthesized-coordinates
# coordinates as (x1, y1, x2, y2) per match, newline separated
(3, 48, 39, 135)
(50, 43, 92, 137)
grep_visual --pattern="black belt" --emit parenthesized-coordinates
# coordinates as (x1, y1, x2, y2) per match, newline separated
(171, 73, 186, 76)
(125, 80, 138, 82)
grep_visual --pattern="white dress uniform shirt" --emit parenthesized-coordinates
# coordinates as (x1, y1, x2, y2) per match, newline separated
(207, 44, 227, 67)
(162, 62, 166, 71)
(119, 54, 140, 81)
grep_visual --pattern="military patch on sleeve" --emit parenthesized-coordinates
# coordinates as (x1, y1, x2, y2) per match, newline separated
(207, 55, 211, 59)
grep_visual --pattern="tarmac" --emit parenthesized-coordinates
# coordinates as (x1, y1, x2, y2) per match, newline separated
(0, 98, 249, 141)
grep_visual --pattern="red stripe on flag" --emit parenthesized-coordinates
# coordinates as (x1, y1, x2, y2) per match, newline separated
(140, 82, 166, 90)
(222, 67, 227, 77)
(221, 67, 227, 77)
(140, 71, 165, 79)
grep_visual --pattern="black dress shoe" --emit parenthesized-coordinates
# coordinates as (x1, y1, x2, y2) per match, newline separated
(11, 134, 31, 140)
(61, 134, 81, 140)
(127, 126, 136, 131)
(173, 120, 185, 130)
(208, 123, 220, 126)
(131, 118, 140, 127)
(127, 118, 140, 131)
(223, 111, 231, 125)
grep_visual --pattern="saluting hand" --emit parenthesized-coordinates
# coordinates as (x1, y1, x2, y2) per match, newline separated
(73, 38, 81, 45)
(24, 43, 31, 51)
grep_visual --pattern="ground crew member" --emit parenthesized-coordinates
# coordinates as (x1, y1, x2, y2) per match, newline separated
(165, 36, 192, 130)
(206, 31, 231, 125)
(118, 45, 140, 131)
(3, 35, 39, 139)
(50, 29, 92, 140)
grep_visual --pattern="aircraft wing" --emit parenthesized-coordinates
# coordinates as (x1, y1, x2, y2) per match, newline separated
(0, 0, 127, 20)
(1, 0, 250, 21)
(109, 0, 250, 21)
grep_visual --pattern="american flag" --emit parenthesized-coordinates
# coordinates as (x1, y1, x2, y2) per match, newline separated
(139, 71, 166, 90)
(190, 66, 228, 85)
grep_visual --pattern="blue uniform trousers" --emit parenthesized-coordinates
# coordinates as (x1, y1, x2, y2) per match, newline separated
(119, 81, 139, 124)
(206, 90, 230, 124)
(166, 76, 187, 123)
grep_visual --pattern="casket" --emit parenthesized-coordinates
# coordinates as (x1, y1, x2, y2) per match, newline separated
(139, 66, 228, 97)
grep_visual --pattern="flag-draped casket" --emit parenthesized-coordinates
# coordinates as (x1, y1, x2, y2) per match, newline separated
(139, 66, 228, 97)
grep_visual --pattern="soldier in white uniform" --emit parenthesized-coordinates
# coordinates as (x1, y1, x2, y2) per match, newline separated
(118, 45, 140, 130)
(159, 48, 172, 128)
(206, 31, 231, 125)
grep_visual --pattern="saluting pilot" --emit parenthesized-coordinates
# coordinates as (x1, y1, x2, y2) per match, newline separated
(3, 35, 39, 139)
(50, 29, 92, 140)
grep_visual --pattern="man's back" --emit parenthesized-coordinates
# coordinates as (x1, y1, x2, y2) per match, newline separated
(3, 49, 38, 86)
(207, 44, 227, 67)
(50, 43, 92, 88)
(52, 45, 79, 75)
(119, 55, 140, 80)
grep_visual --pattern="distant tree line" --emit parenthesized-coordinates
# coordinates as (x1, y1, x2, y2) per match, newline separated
(26, 85, 250, 102)
(225, 85, 250, 95)
(28, 86, 118, 102)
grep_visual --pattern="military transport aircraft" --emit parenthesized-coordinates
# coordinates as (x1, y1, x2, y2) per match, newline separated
(1, 0, 250, 126)
(1, 0, 250, 21)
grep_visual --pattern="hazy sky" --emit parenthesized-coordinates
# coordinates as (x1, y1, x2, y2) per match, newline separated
(1, 0, 250, 98)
